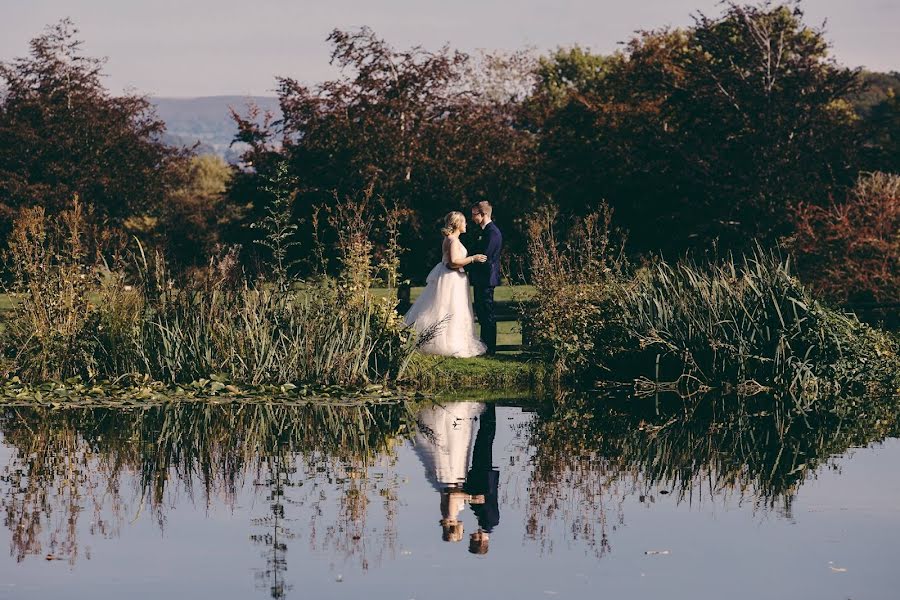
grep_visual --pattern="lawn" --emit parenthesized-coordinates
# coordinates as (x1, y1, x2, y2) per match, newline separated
(370, 284, 535, 304)
(373, 284, 533, 349)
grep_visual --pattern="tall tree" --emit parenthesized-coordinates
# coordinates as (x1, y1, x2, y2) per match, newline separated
(530, 2, 863, 254)
(0, 20, 185, 244)
(163, 154, 239, 269)
(231, 28, 536, 279)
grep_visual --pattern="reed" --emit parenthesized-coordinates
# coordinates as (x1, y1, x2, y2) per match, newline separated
(614, 249, 899, 401)
(1, 198, 416, 387)
(524, 207, 900, 399)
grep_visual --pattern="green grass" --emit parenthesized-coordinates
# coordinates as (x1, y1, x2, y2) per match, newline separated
(403, 352, 542, 390)
(373, 284, 534, 348)
(371, 284, 536, 304)
(0, 294, 13, 313)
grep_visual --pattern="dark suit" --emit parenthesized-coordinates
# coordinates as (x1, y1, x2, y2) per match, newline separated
(468, 222, 502, 353)
(464, 404, 499, 533)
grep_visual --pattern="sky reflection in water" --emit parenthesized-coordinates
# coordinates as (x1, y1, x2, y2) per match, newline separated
(0, 395, 898, 600)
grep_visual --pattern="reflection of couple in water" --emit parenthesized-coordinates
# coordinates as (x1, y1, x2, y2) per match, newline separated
(414, 402, 499, 555)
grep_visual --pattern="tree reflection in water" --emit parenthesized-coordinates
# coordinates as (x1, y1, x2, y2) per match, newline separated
(0, 391, 897, 595)
(522, 390, 900, 557)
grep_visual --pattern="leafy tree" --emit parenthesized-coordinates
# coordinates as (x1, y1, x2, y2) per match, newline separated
(864, 89, 900, 173)
(530, 2, 863, 254)
(530, 46, 616, 109)
(0, 20, 185, 247)
(162, 154, 240, 269)
(230, 28, 536, 279)
(850, 70, 900, 116)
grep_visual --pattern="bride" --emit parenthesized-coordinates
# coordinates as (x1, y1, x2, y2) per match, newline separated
(404, 211, 488, 358)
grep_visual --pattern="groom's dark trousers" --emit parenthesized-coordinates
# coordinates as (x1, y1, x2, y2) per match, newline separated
(471, 221, 503, 354)
(473, 286, 496, 354)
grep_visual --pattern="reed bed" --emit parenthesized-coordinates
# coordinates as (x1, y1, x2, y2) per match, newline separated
(0, 200, 416, 387)
(524, 207, 900, 401)
(614, 250, 899, 401)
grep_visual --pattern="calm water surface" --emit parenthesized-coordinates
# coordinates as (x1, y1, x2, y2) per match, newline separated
(0, 394, 897, 599)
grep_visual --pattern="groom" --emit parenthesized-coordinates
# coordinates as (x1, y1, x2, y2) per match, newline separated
(469, 201, 502, 354)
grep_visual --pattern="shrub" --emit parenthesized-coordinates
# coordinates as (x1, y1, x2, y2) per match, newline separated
(788, 171, 900, 304)
(520, 204, 628, 377)
(1, 199, 113, 380)
(523, 208, 900, 400)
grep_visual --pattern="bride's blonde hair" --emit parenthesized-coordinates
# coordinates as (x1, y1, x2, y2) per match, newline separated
(441, 211, 465, 237)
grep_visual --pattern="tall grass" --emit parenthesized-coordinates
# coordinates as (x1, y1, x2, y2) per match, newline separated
(1, 197, 416, 387)
(135, 278, 414, 386)
(524, 208, 900, 399)
(616, 250, 899, 400)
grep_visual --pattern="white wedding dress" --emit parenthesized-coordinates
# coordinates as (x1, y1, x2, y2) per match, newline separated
(413, 402, 485, 490)
(403, 237, 487, 358)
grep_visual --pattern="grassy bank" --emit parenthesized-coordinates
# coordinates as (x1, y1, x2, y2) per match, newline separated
(402, 352, 542, 390)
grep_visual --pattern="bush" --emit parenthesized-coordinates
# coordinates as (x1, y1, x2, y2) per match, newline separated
(1, 200, 415, 387)
(1, 199, 115, 380)
(789, 171, 900, 304)
(523, 209, 900, 401)
(521, 204, 628, 378)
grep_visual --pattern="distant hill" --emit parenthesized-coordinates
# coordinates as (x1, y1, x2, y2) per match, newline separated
(151, 96, 281, 162)
(151, 72, 900, 162)
(852, 71, 900, 116)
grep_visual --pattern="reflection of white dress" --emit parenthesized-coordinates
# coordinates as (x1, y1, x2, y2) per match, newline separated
(403, 238, 487, 358)
(413, 402, 485, 491)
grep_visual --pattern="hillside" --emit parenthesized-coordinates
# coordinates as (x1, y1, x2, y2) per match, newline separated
(151, 95, 281, 161)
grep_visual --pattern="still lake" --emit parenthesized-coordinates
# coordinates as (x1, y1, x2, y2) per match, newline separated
(0, 394, 897, 599)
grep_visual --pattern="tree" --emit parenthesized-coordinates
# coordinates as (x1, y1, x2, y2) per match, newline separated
(162, 154, 239, 270)
(230, 28, 536, 279)
(864, 89, 900, 173)
(0, 20, 185, 246)
(529, 2, 863, 254)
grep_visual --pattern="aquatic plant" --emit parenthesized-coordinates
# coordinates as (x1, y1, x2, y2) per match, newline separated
(523, 207, 900, 400)
(0, 196, 417, 387)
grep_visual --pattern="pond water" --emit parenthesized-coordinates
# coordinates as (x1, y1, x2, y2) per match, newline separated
(0, 394, 898, 599)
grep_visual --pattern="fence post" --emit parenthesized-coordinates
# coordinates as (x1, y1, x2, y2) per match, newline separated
(397, 280, 411, 314)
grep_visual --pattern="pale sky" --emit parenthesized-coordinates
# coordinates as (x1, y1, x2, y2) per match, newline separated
(2, 0, 898, 97)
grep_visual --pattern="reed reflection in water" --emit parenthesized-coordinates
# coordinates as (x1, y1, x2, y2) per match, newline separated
(0, 391, 897, 598)
(522, 390, 900, 557)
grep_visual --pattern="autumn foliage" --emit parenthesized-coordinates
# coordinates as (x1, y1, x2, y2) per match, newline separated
(789, 172, 900, 304)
